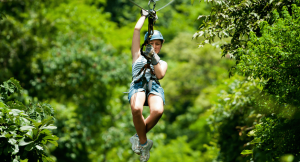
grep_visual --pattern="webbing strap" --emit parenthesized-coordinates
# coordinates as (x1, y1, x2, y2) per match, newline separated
(133, 62, 160, 85)
(140, 15, 155, 59)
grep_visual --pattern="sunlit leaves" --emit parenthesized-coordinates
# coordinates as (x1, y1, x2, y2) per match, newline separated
(195, 0, 296, 57)
(236, 4, 300, 106)
(0, 78, 58, 161)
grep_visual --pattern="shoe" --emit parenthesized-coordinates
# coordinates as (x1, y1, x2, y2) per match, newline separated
(130, 134, 140, 155)
(139, 139, 153, 162)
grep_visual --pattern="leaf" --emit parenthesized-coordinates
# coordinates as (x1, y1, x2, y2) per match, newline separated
(13, 100, 27, 110)
(39, 117, 55, 128)
(43, 135, 59, 141)
(241, 149, 253, 155)
(191, 0, 195, 5)
(5, 133, 13, 138)
(35, 145, 43, 150)
(12, 144, 19, 155)
(40, 125, 57, 130)
(47, 140, 58, 147)
(24, 142, 35, 151)
(43, 135, 59, 147)
(42, 155, 55, 162)
(0, 102, 6, 108)
(20, 126, 35, 131)
(250, 138, 261, 144)
(9, 109, 23, 116)
(9, 78, 23, 92)
(18, 139, 34, 146)
(197, 15, 205, 20)
(39, 129, 51, 135)
(25, 131, 33, 140)
(20, 117, 30, 126)
(8, 138, 17, 145)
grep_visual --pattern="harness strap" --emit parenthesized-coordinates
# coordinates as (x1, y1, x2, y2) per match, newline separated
(133, 62, 160, 86)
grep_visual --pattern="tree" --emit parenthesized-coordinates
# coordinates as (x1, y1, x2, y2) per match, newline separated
(1, 1, 132, 161)
(238, 5, 300, 161)
(194, 0, 298, 57)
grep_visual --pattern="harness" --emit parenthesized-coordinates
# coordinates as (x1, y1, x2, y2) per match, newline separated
(129, 0, 174, 105)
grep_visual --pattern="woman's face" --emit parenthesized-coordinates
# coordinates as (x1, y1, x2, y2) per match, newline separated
(149, 39, 162, 54)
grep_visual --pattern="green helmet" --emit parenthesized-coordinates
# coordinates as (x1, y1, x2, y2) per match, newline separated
(144, 30, 164, 43)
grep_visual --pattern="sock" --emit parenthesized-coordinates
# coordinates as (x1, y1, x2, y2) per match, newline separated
(140, 140, 148, 146)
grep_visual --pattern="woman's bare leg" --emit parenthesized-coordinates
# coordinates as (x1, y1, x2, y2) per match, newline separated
(130, 91, 147, 144)
(144, 94, 164, 133)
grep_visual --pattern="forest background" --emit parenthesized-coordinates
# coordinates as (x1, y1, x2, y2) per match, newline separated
(1, 0, 300, 162)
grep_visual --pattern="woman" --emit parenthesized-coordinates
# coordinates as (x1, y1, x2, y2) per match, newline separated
(128, 9, 168, 162)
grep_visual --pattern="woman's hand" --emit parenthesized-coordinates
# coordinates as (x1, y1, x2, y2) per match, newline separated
(144, 44, 155, 59)
(141, 9, 149, 17)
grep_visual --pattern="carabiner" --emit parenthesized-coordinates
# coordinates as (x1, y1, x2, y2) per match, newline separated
(148, 0, 157, 10)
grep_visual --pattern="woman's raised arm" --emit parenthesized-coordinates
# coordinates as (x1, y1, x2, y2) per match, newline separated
(131, 11, 148, 64)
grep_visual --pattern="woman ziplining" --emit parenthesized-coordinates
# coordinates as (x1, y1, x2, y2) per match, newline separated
(128, 11, 167, 162)
(127, 0, 173, 161)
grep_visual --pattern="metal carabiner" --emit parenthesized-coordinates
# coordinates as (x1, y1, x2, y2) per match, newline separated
(148, 0, 157, 10)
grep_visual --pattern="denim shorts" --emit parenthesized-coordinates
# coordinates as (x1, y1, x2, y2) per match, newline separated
(128, 80, 165, 106)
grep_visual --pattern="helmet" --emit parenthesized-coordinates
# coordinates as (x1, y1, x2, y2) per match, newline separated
(144, 30, 164, 43)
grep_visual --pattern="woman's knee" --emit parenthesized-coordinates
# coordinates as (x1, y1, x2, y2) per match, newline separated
(131, 104, 143, 116)
(130, 92, 145, 116)
(151, 107, 164, 116)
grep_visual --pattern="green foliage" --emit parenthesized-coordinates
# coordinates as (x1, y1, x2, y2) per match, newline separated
(232, 5, 300, 161)
(207, 77, 261, 162)
(96, 0, 210, 41)
(0, 78, 58, 162)
(194, 0, 299, 57)
(161, 33, 234, 120)
(160, 32, 234, 159)
(149, 136, 201, 162)
(250, 117, 300, 161)
(236, 4, 300, 107)
(0, 1, 57, 88)
(1, 1, 132, 160)
(195, 1, 300, 161)
(0, 12, 6, 21)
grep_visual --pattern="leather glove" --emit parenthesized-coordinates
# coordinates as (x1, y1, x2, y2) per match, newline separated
(144, 44, 154, 59)
(144, 44, 160, 65)
(151, 52, 160, 65)
(141, 9, 149, 17)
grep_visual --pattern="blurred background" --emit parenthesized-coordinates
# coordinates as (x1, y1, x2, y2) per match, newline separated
(0, 0, 271, 161)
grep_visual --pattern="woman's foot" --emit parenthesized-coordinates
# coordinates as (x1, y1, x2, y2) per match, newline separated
(130, 134, 140, 155)
(139, 139, 153, 162)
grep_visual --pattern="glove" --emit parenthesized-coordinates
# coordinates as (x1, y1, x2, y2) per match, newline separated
(144, 44, 154, 59)
(144, 44, 160, 65)
(141, 9, 149, 17)
(151, 52, 160, 65)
